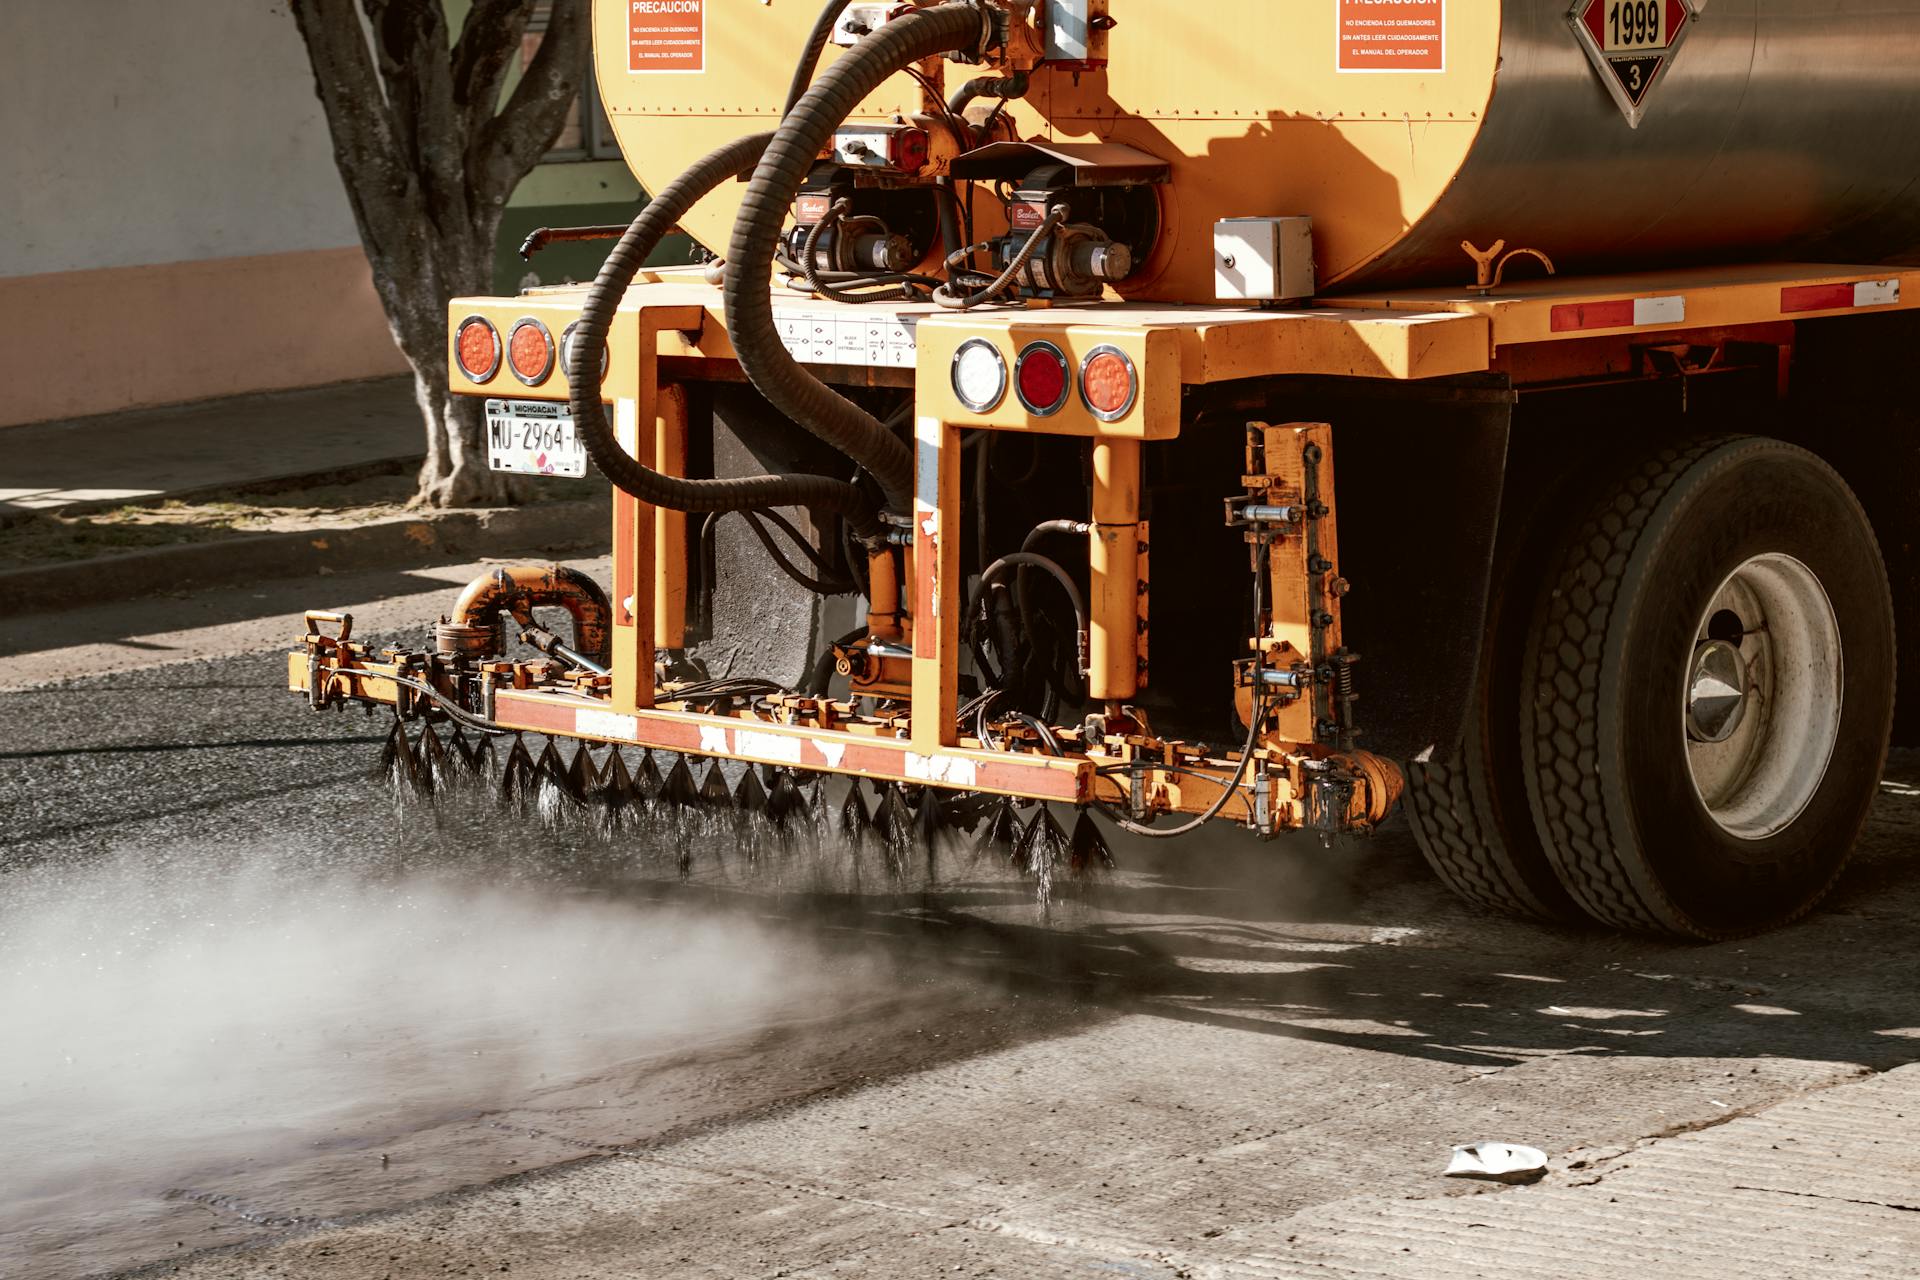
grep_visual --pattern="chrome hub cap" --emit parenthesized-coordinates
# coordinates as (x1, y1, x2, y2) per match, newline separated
(1683, 554, 1843, 842)
(1686, 639, 1750, 744)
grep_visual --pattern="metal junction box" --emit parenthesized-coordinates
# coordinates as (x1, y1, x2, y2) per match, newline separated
(1215, 217, 1316, 303)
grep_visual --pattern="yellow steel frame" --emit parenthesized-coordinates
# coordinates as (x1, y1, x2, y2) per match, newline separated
(443, 274, 1493, 756)
(1323, 262, 1920, 350)
(410, 253, 1920, 832)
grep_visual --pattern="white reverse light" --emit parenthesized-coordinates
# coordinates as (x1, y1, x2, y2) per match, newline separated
(951, 339, 1008, 414)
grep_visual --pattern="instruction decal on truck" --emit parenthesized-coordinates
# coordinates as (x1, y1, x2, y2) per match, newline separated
(1337, 0, 1445, 73)
(1569, 0, 1698, 128)
(629, 0, 703, 74)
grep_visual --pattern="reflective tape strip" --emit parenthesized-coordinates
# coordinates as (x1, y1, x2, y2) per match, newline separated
(1781, 279, 1901, 313)
(496, 696, 1087, 801)
(1549, 295, 1687, 332)
(915, 416, 941, 661)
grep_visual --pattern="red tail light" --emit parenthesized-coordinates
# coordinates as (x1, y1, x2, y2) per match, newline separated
(1015, 342, 1070, 416)
(456, 317, 500, 383)
(508, 319, 555, 385)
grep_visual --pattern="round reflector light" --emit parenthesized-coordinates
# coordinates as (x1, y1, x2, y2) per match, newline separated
(455, 316, 500, 383)
(1014, 341, 1070, 416)
(1080, 345, 1138, 422)
(509, 318, 555, 386)
(561, 322, 609, 384)
(951, 338, 1008, 414)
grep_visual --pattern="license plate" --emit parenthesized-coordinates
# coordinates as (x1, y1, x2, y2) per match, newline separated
(485, 400, 588, 478)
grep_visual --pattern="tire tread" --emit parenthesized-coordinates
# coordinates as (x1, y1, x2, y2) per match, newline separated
(1404, 735, 1560, 920)
(1523, 438, 1789, 936)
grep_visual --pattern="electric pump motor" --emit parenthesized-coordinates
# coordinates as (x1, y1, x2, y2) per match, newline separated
(983, 166, 1158, 299)
(782, 177, 941, 279)
(989, 221, 1133, 299)
(784, 219, 919, 276)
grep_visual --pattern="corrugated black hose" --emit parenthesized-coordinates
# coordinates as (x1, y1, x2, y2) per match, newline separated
(565, 132, 885, 538)
(725, 2, 990, 516)
(786, 0, 859, 117)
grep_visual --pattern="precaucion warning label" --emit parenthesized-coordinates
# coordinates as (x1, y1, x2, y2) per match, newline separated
(1338, 0, 1445, 72)
(629, 0, 704, 73)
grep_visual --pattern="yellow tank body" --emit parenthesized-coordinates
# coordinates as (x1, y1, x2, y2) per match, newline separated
(597, 1, 1920, 302)
(595, 0, 1498, 302)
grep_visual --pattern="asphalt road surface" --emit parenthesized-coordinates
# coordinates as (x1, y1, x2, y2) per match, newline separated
(5, 563, 1920, 1279)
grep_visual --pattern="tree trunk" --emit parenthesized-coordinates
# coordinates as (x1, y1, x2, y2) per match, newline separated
(290, 0, 589, 509)
(394, 253, 530, 508)
(411, 354, 530, 509)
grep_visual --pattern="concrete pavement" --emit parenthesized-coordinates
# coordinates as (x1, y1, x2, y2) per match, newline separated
(153, 1044, 1920, 1279)
(0, 376, 419, 519)
(6, 574, 1917, 1280)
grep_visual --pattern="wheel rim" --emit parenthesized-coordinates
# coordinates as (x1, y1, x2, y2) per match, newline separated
(1682, 553, 1843, 841)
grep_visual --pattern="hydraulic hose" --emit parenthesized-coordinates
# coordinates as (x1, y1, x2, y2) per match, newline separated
(785, 0, 859, 117)
(947, 70, 1028, 120)
(1022, 519, 1092, 554)
(965, 551, 1089, 677)
(725, 2, 990, 515)
(935, 206, 1065, 310)
(1095, 534, 1277, 839)
(566, 132, 885, 538)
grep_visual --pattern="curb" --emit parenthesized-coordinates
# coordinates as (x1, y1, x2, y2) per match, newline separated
(0, 500, 611, 617)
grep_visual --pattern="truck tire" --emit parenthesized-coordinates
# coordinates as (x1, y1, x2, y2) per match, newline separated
(1404, 712, 1580, 922)
(1521, 438, 1895, 938)
(1403, 475, 1585, 925)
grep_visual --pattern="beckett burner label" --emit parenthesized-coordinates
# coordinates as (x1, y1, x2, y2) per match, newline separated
(629, 0, 704, 73)
(1338, 0, 1446, 73)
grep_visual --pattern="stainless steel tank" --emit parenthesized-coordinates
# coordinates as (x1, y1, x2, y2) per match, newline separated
(1344, 0, 1920, 289)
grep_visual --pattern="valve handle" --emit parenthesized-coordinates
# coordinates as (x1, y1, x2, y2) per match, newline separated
(304, 610, 354, 648)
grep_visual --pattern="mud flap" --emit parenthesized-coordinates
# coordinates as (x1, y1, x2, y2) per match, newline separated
(687, 385, 862, 687)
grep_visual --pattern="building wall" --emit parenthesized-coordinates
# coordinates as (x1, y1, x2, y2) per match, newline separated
(0, 1, 646, 428)
(0, 1, 408, 426)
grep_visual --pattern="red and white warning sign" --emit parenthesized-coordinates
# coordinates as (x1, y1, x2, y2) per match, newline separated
(1569, 0, 1696, 127)
(1338, 0, 1445, 73)
(629, 0, 704, 74)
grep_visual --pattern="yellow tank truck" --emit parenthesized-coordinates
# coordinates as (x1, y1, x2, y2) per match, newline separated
(294, 0, 1920, 938)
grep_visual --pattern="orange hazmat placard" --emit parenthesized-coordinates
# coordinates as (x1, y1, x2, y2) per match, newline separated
(1338, 0, 1445, 72)
(629, 0, 704, 73)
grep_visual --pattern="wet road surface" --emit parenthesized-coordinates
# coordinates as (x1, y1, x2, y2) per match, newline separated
(0, 644, 1096, 1279)
(5, 622, 1920, 1278)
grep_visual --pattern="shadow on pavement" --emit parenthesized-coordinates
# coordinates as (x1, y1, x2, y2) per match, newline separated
(613, 748, 1920, 1081)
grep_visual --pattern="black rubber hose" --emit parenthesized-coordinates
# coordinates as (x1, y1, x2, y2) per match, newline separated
(725, 2, 988, 515)
(1022, 519, 1091, 553)
(1017, 519, 1091, 669)
(741, 512, 856, 595)
(1094, 537, 1275, 839)
(947, 70, 1028, 120)
(965, 552, 1089, 674)
(785, 0, 858, 117)
(566, 132, 884, 538)
(934, 206, 1064, 310)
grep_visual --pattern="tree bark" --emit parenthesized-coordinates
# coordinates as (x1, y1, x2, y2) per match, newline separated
(289, 0, 590, 508)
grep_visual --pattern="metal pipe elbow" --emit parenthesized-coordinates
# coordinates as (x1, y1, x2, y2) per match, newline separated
(449, 565, 613, 665)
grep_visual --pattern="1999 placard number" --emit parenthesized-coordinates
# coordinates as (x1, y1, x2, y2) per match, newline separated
(1605, 0, 1668, 50)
